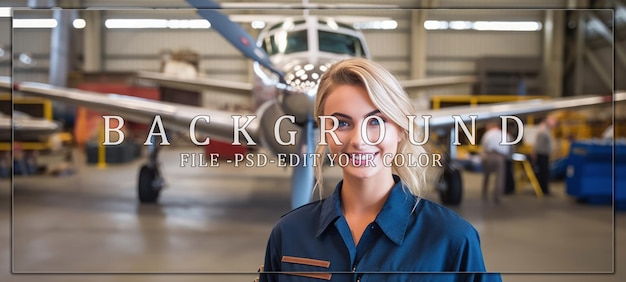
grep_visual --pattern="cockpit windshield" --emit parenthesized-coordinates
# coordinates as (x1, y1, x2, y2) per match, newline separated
(318, 30, 365, 57)
(261, 28, 366, 57)
(262, 30, 308, 55)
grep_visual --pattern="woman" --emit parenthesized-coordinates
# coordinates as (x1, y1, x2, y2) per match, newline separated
(260, 58, 500, 281)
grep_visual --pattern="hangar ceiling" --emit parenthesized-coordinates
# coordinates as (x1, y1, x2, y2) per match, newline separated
(2, 0, 625, 95)
(13, 0, 626, 10)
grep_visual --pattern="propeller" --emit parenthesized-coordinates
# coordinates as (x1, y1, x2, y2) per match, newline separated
(290, 118, 316, 208)
(185, 0, 285, 80)
(185, 0, 317, 209)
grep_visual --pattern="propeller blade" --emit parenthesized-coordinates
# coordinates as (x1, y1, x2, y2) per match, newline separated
(290, 119, 316, 209)
(185, 0, 284, 79)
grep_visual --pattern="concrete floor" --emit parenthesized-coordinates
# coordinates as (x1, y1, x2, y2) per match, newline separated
(1, 146, 625, 281)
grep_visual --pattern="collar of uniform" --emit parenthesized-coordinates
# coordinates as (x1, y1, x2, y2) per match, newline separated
(374, 175, 416, 245)
(316, 180, 344, 238)
(315, 175, 417, 245)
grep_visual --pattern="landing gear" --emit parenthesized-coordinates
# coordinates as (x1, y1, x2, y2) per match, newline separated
(138, 164, 162, 203)
(438, 163, 463, 206)
(137, 136, 165, 203)
(437, 128, 465, 206)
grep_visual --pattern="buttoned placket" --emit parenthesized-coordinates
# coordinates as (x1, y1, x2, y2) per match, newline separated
(335, 216, 382, 282)
(317, 176, 417, 281)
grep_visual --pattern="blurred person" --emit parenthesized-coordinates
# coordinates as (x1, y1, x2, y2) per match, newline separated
(533, 116, 557, 195)
(480, 122, 508, 203)
(602, 124, 614, 140)
(504, 128, 516, 195)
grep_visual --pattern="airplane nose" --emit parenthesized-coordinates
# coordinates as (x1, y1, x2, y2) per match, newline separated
(279, 86, 314, 125)
(284, 63, 326, 91)
(279, 62, 333, 124)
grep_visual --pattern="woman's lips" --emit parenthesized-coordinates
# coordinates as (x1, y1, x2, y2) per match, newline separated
(346, 152, 378, 166)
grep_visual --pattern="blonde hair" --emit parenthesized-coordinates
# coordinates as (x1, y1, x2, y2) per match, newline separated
(313, 58, 430, 197)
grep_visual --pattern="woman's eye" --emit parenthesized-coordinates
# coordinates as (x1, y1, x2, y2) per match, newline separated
(338, 120, 349, 127)
(369, 117, 385, 126)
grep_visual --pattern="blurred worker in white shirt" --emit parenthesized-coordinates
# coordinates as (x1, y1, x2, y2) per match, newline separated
(480, 121, 510, 204)
(602, 124, 614, 140)
(532, 116, 557, 195)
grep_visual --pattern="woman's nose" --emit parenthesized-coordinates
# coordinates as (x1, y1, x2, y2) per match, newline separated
(349, 123, 366, 148)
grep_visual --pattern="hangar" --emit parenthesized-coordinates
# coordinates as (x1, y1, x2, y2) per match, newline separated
(1, 0, 625, 281)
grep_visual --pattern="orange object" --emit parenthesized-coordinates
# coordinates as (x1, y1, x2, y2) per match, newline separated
(73, 83, 159, 147)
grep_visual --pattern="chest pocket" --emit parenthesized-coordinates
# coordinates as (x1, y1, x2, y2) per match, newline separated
(280, 256, 332, 281)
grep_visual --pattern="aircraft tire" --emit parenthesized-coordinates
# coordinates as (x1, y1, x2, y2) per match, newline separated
(439, 165, 463, 206)
(138, 164, 160, 203)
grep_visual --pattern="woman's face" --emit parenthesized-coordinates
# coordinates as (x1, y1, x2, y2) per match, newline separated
(322, 84, 402, 180)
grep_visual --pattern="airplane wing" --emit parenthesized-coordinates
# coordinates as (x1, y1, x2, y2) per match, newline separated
(12, 80, 260, 144)
(137, 71, 252, 96)
(12, 76, 624, 141)
(138, 71, 478, 96)
(421, 92, 626, 130)
(400, 76, 478, 92)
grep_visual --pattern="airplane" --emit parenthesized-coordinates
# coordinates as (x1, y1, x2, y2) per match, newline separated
(7, 1, 626, 209)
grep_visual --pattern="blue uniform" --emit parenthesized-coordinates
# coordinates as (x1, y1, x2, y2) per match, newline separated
(260, 176, 502, 282)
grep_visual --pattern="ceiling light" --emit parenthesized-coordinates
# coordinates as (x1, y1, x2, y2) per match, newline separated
(13, 19, 57, 28)
(73, 19, 86, 29)
(473, 21, 541, 31)
(105, 19, 167, 29)
(0, 7, 11, 17)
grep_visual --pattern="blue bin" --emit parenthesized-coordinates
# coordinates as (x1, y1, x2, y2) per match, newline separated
(617, 142, 626, 210)
(566, 139, 626, 210)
